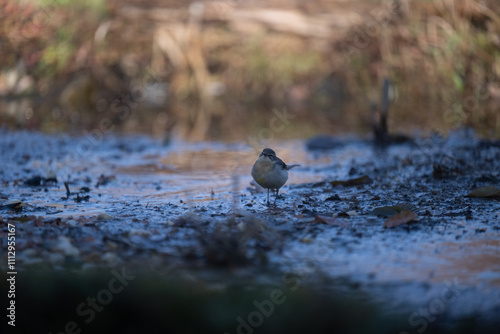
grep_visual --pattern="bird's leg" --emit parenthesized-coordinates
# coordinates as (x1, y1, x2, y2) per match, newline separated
(267, 188, 270, 206)
(274, 188, 279, 206)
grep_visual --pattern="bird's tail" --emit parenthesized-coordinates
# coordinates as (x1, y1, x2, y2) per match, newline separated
(286, 164, 301, 170)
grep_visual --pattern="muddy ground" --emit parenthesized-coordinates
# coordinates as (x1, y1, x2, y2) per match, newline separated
(1, 130, 499, 333)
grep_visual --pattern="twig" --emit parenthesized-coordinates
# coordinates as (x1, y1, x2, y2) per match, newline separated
(64, 182, 71, 198)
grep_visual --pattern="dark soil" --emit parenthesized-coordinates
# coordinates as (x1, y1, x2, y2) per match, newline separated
(1, 129, 499, 333)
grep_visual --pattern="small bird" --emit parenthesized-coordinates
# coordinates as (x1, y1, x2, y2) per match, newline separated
(251, 148, 300, 206)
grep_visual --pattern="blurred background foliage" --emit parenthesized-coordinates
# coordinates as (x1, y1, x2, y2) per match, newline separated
(1, 0, 499, 140)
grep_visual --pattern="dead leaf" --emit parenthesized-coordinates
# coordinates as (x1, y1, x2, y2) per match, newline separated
(337, 212, 350, 218)
(330, 175, 372, 187)
(371, 206, 399, 216)
(0, 199, 23, 209)
(312, 215, 351, 228)
(383, 210, 418, 228)
(465, 186, 500, 198)
(370, 203, 414, 216)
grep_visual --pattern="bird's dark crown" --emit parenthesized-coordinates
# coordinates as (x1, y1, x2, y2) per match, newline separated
(260, 148, 276, 157)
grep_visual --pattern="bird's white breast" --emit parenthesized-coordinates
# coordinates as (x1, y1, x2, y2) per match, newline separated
(251, 160, 288, 189)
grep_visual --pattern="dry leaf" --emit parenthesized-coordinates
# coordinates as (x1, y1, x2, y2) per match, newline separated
(383, 210, 418, 228)
(465, 186, 500, 198)
(370, 206, 399, 216)
(330, 175, 372, 187)
(0, 199, 23, 209)
(313, 215, 351, 228)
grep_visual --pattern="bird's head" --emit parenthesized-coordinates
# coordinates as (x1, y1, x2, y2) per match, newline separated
(259, 148, 276, 161)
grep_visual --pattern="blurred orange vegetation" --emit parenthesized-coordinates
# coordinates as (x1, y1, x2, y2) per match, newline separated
(1, 0, 499, 139)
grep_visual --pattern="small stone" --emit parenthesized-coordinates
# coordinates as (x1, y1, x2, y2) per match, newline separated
(128, 228, 150, 237)
(66, 219, 79, 226)
(98, 213, 113, 220)
(102, 252, 120, 266)
(53, 236, 80, 257)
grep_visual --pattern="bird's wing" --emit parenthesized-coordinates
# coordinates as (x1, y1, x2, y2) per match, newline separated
(275, 158, 288, 170)
(286, 164, 300, 170)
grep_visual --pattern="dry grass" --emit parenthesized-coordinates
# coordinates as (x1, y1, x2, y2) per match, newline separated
(1, 0, 499, 138)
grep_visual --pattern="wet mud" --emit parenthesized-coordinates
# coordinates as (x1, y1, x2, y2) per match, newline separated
(1, 130, 499, 333)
